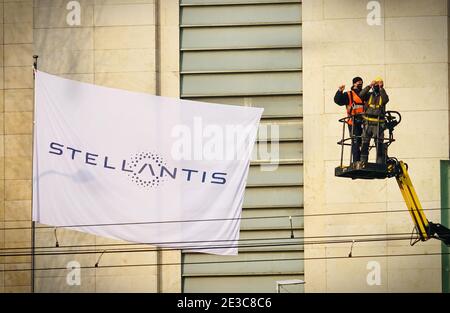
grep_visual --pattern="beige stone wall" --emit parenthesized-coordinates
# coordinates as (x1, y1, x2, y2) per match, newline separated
(0, 0, 34, 293)
(157, 0, 180, 292)
(303, 0, 448, 292)
(0, 0, 180, 293)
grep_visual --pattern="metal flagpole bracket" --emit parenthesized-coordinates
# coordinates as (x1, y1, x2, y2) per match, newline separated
(33, 55, 38, 70)
(33, 55, 38, 78)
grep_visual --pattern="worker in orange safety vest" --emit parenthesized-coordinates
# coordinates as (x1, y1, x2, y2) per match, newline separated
(334, 76, 365, 162)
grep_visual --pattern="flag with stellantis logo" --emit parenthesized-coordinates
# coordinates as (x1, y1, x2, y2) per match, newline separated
(32, 71, 263, 255)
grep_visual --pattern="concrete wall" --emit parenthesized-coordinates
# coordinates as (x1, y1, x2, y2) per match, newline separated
(303, 0, 448, 292)
(0, 0, 181, 293)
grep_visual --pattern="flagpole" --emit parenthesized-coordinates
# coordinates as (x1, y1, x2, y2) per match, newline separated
(155, 0, 162, 294)
(31, 55, 38, 293)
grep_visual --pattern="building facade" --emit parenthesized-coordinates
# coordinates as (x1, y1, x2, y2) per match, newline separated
(0, 0, 448, 292)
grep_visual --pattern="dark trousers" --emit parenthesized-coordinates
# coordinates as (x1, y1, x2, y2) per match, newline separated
(348, 121, 363, 162)
(361, 121, 385, 164)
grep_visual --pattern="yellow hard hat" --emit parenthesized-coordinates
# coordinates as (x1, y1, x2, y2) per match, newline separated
(374, 76, 383, 82)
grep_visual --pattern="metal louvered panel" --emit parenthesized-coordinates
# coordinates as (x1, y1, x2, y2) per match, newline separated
(183, 251, 304, 276)
(181, 72, 302, 97)
(243, 186, 303, 208)
(181, 0, 300, 6)
(181, 25, 301, 50)
(247, 164, 303, 186)
(180, 0, 303, 293)
(185, 95, 303, 118)
(181, 3, 301, 26)
(183, 274, 305, 293)
(181, 49, 302, 72)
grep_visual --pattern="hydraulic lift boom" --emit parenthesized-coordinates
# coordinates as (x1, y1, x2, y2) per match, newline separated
(393, 159, 450, 246)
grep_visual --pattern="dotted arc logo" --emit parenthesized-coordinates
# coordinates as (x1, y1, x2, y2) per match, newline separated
(128, 152, 167, 189)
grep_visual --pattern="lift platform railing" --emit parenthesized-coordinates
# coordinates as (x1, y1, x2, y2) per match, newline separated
(337, 112, 400, 168)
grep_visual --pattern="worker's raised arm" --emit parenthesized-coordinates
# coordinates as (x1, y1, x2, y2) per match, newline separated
(380, 87, 389, 105)
(334, 86, 349, 106)
(359, 85, 372, 101)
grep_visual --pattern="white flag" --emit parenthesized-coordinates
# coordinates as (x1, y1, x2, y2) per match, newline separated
(32, 71, 263, 255)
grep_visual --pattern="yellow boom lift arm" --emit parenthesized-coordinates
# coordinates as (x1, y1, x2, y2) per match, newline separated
(393, 160, 450, 245)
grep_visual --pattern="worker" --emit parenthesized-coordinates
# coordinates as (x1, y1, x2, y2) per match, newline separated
(334, 76, 365, 162)
(359, 77, 389, 164)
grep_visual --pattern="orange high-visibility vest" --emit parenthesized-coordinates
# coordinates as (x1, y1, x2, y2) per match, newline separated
(346, 90, 364, 125)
